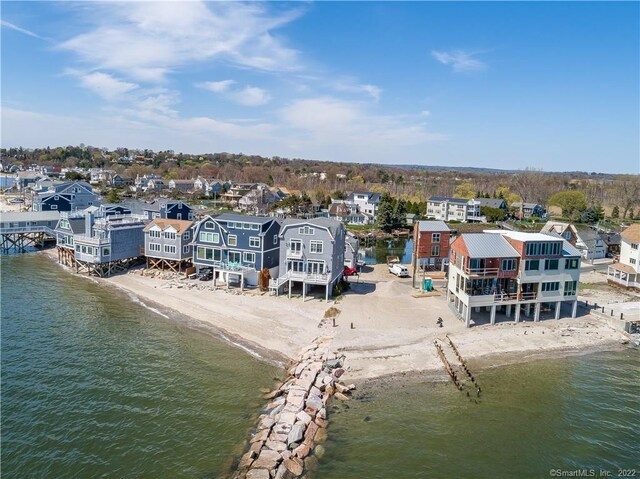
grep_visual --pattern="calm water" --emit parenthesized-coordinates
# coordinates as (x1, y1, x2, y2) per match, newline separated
(318, 351, 640, 479)
(1, 254, 279, 479)
(2, 254, 639, 479)
(361, 238, 413, 264)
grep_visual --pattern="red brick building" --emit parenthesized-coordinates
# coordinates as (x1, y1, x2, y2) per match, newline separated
(412, 220, 452, 271)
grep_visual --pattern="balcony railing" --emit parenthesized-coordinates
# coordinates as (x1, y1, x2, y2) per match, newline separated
(282, 271, 329, 283)
(465, 266, 500, 276)
(73, 234, 110, 245)
(286, 249, 303, 258)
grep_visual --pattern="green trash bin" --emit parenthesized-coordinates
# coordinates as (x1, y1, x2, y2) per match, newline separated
(423, 277, 433, 292)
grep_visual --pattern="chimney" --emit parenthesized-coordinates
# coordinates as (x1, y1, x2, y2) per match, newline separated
(85, 211, 95, 237)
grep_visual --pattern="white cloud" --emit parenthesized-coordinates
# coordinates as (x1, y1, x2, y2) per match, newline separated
(230, 86, 271, 106)
(78, 72, 138, 100)
(199, 80, 236, 93)
(57, 2, 304, 82)
(1, 20, 45, 40)
(432, 50, 486, 72)
(420, 110, 431, 117)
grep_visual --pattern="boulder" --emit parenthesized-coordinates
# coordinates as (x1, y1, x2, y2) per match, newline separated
(332, 368, 345, 379)
(287, 422, 306, 445)
(317, 408, 327, 420)
(264, 439, 287, 452)
(286, 394, 305, 410)
(252, 449, 281, 470)
(259, 416, 275, 430)
(309, 386, 322, 398)
(250, 428, 269, 443)
(278, 411, 297, 425)
(305, 396, 323, 411)
(314, 444, 326, 459)
(295, 410, 312, 425)
(249, 440, 264, 456)
(334, 392, 350, 401)
(346, 383, 356, 391)
(238, 451, 255, 470)
(325, 385, 335, 397)
(293, 442, 311, 459)
(322, 376, 333, 386)
(323, 359, 341, 369)
(334, 382, 350, 394)
(263, 388, 283, 400)
(274, 463, 296, 479)
(315, 417, 328, 429)
(259, 387, 271, 394)
(314, 427, 328, 444)
(273, 422, 292, 436)
(246, 469, 270, 479)
(269, 432, 289, 444)
(269, 403, 285, 418)
(303, 421, 318, 445)
(284, 457, 304, 476)
(282, 401, 304, 415)
(304, 455, 319, 473)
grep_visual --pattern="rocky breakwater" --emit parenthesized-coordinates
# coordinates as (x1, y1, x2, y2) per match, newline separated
(233, 336, 354, 479)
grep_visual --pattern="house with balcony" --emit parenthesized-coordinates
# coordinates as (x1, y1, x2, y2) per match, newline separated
(447, 231, 582, 327)
(192, 213, 281, 288)
(607, 224, 640, 290)
(32, 181, 99, 212)
(272, 218, 345, 301)
(143, 199, 194, 221)
(426, 197, 485, 223)
(413, 220, 452, 272)
(143, 219, 194, 272)
(541, 221, 608, 261)
(346, 192, 381, 221)
(72, 212, 146, 277)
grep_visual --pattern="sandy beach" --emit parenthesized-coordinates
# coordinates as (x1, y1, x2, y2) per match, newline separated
(44, 250, 632, 383)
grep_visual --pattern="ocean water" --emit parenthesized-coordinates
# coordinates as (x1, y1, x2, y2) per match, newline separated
(1, 254, 279, 479)
(2, 253, 638, 479)
(317, 351, 640, 479)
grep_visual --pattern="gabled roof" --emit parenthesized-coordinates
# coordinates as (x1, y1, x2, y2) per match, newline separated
(57, 217, 86, 234)
(621, 224, 640, 243)
(541, 221, 570, 234)
(458, 233, 519, 258)
(573, 225, 602, 244)
(511, 202, 543, 208)
(144, 199, 192, 212)
(417, 220, 450, 232)
(475, 198, 507, 209)
(280, 217, 343, 239)
(143, 218, 194, 234)
(214, 213, 276, 225)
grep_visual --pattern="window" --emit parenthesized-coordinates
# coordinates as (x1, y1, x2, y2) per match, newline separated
(148, 230, 161, 238)
(273, 235, 278, 245)
(199, 232, 219, 243)
(563, 231, 571, 240)
(544, 259, 559, 270)
(299, 226, 315, 235)
(103, 247, 110, 256)
(51, 205, 58, 210)
(501, 259, 516, 271)
(227, 221, 236, 229)
(290, 239, 302, 253)
(251, 224, 260, 231)
(632, 243, 639, 250)
(541, 282, 560, 292)
(183, 231, 190, 240)
(430, 245, 440, 257)
(525, 259, 540, 271)
(164, 232, 176, 240)
(564, 281, 577, 296)
(631, 258, 637, 265)
(164, 245, 176, 254)
(249, 236, 261, 248)
(310, 240, 323, 254)
(228, 251, 241, 263)
(243, 223, 251, 230)
(565, 258, 579, 269)
(183, 245, 190, 254)
(204, 221, 214, 229)
(243, 252, 256, 264)
(432, 233, 441, 243)
(196, 247, 221, 261)
(228, 235, 237, 247)
(149, 243, 161, 252)
(525, 242, 562, 256)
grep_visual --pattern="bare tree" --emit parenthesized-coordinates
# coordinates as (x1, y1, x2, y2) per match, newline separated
(510, 168, 546, 219)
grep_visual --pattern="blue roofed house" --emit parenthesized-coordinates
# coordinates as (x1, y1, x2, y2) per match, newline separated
(143, 199, 194, 221)
(32, 181, 99, 212)
(272, 218, 346, 301)
(192, 213, 281, 288)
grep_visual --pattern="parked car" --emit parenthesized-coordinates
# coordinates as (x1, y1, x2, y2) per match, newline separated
(343, 265, 358, 277)
(389, 263, 410, 278)
(198, 269, 213, 281)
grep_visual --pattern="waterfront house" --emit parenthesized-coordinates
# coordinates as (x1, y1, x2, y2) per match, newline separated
(15, 171, 45, 191)
(221, 183, 258, 206)
(607, 224, 640, 290)
(143, 219, 194, 271)
(192, 213, 281, 287)
(511, 202, 546, 220)
(412, 220, 451, 271)
(344, 232, 359, 269)
(273, 218, 346, 301)
(346, 192, 381, 221)
(143, 199, 194, 221)
(541, 221, 607, 261)
(426, 197, 485, 223)
(73, 212, 146, 277)
(447, 231, 582, 327)
(32, 181, 99, 212)
(167, 179, 194, 194)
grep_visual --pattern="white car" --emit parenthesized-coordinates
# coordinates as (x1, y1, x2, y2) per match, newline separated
(388, 263, 410, 278)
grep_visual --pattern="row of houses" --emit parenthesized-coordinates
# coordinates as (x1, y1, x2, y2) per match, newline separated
(425, 196, 547, 223)
(53, 200, 357, 301)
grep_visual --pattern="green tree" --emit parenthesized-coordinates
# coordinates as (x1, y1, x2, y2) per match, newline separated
(105, 189, 121, 203)
(481, 206, 506, 222)
(376, 193, 395, 232)
(548, 191, 587, 218)
(580, 207, 601, 224)
(453, 182, 475, 199)
(611, 205, 619, 218)
(392, 198, 407, 227)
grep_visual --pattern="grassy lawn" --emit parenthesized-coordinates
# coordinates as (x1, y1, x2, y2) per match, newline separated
(346, 224, 377, 231)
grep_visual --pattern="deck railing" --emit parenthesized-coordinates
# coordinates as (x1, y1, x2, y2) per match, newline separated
(465, 266, 500, 276)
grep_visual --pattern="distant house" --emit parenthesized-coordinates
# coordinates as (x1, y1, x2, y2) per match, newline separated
(222, 183, 258, 206)
(541, 221, 607, 261)
(192, 213, 281, 287)
(328, 200, 367, 225)
(167, 179, 194, 193)
(475, 198, 509, 215)
(146, 178, 166, 191)
(405, 213, 417, 225)
(193, 177, 229, 197)
(143, 219, 194, 271)
(413, 220, 452, 271)
(607, 224, 640, 290)
(346, 192, 381, 220)
(426, 197, 485, 223)
(344, 232, 360, 269)
(111, 175, 134, 188)
(273, 218, 346, 301)
(238, 187, 279, 215)
(143, 199, 194, 221)
(512, 202, 546, 220)
(600, 232, 621, 256)
(32, 181, 98, 212)
(15, 171, 45, 191)
(73, 213, 146, 276)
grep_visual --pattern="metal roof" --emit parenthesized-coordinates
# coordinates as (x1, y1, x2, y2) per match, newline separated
(475, 198, 506, 209)
(214, 213, 276, 225)
(460, 233, 519, 258)
(280, 217, 343, 238)
(428, 196, 469, 204)
(0, 211, 61, 222)
(417, 220, 450, 232)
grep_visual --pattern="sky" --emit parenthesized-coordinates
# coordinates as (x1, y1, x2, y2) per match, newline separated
(1, 1, 638, 173)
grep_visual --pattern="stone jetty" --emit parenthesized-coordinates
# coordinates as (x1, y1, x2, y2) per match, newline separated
(231, 336, 354, 479)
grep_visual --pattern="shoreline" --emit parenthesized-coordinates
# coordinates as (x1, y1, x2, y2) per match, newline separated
(36, 249, 633, 386)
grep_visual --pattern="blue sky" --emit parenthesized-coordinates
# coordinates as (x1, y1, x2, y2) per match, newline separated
(1, 1, 638, 173)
